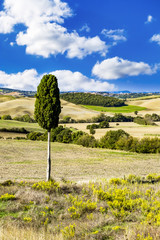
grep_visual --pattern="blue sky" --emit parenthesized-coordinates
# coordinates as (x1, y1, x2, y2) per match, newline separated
(0, 0, 160, 92)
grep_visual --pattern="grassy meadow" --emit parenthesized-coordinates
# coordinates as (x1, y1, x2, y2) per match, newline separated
(1, 139, 160, 182)
(1, 95, 160, 239)
(82, 104, 146, 113)
(0, 140, 160, 239)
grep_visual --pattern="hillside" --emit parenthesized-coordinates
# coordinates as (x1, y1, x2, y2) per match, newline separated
(1, 94, 160, 119)
(0, 97, 99, 120)
(126, 97, 160, 115)
(61, 92, 125, 107)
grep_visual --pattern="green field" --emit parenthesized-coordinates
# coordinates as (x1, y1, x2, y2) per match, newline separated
(82, 104, 146, 113)
(0, 120, 44, 133)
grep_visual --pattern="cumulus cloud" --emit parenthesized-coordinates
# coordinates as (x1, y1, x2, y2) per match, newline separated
(101, 29, 127, 45)
(150, 34, 160, 45)
(0, 69, 115, 91)
(51, 70, 115, 91)
(145, 15, 153, 24)
(92, 57, 159, 80)
(0, 69, 41, 90)
(0, 0, 107, 58)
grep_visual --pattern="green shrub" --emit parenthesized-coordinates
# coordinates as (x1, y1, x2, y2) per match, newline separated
(27, 132, 43, 140)
(71, 131, 85, 143)
(13, 114, 36, 123)
(32, 180, 60, 192)
(1, 114, 12, 120)
(134, 116, 156, 126)
(90, 127, 96, 135)
(99, 129, 129, 149)
(56, 128, 72, 143)
(99, 121, 109, 128)
(76, 134, 97, 148)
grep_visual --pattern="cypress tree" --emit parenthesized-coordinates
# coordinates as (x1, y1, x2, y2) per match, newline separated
(34, 74, 61, 181)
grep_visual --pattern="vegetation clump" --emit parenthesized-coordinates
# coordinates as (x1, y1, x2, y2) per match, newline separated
(1, 114, 12, 120)
(0, 127, 29, 133)
(13, 114, 36, 123)
(0, 175, 160, 239)
(61, 92, 125, 107)
(32, 180, 60, 193)
(0, 193, 16, 201)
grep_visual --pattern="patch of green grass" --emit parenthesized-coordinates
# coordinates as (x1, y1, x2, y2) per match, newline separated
(0, 120, 44, 133)
(7, 161, 33, 165)
(82, 105, 146, 113)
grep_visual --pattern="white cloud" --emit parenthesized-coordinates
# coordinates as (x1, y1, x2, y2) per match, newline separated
(10, 42, 14, 46)
(0, 69, 41, 90)
(51, 70, 115, 91)
(92, 57, 159, 80)
(0, 69, 115, 92)
(150, 34, 160, 45)
(0, 0, 107, 58)
(101, 29, 127, 45)
(79, 24, 90, 33)
(145, 15, 153, 24)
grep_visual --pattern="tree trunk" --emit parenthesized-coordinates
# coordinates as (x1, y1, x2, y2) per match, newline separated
(46, 131, 51, 181)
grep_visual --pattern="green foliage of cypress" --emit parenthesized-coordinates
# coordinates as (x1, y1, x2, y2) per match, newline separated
(34, 74, 61, 131)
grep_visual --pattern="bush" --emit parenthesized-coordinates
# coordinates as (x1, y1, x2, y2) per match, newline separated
(87, 121, 109, 130)
(134, 116, 156, 126)
(99, 121, 109, 128)
(1, 114, 12, 120)
(76, 134, 97, 148)
(32, 180, 60, 192)
(86, 124, 99, 130)
(99, 129, 129, 149)
(90, 127, 95, 135)
(71, 131, 85, 143)
(51, 125, 65, 142)
(13, 114, 36, 123)
(56, 128, 72, 143)
(27, 132, 43, 140)
(136, 137, 160, 153)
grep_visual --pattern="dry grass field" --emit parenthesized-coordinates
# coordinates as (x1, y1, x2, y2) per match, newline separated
(126, 97, 160, 116)
(0, 97, 99, 120)
(64, 121, 160, 139)
(0, 139, 160, 182)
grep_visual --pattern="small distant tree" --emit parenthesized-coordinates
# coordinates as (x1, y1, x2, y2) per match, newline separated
(134, 111, 138, 115)
(34, 74, 61, 181)
(90, 127, 96, 135)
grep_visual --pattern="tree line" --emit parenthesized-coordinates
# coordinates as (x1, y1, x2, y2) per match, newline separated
(60, 92, 125, 107)
(26, 126, 160, 154)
